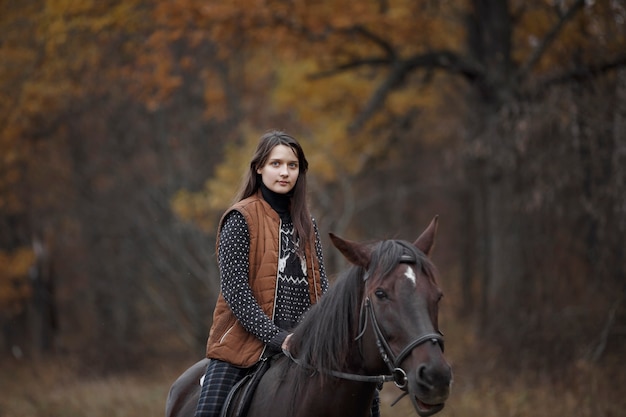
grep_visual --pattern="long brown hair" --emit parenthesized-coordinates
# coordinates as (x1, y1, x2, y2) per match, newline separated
(234, 130, 313, 247)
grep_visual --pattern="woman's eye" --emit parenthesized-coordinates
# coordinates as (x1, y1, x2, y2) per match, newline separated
(375, 289, 387, 299)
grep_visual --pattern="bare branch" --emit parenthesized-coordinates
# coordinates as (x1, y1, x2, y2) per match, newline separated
(348, 25, 396, 59)
(537, 54, 626, 88)
(404, 50, 484, 80)
(308, 57, 393, 80)
(516, 0, 586, 82)
(346, 50, 483, 132)
(348, 60, 410, 133)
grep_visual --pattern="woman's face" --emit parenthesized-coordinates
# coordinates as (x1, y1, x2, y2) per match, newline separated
(257, 144, 300, 194)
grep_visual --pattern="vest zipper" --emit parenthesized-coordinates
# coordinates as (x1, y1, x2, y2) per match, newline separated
(219, 324, 235, 345)
(259, 218, 282, 362)
(272, 218, 282, 324)
(310, 234, 319, 303)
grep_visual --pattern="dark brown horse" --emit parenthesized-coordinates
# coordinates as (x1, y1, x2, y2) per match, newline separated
(166, 217, 451, 417)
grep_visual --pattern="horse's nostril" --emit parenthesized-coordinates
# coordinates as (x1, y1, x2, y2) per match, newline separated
(417, 363, 453, 393)
(417, 365, 434, 390)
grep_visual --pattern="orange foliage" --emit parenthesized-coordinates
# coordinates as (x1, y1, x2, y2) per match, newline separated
(0, 247, 35, 316)
(0, 0, 150, 215)
(165, 0, 626, 228)
(172, 126, 259, 231)
(2, 0, 625, 234)
(163, 1, 471, 226)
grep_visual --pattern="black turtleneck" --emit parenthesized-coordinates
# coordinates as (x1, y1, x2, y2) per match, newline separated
(260, 182, 291, 220)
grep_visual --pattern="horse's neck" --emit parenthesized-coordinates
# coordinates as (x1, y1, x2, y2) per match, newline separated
(248, 358, 377, 417)
(288, 378, 377, 417)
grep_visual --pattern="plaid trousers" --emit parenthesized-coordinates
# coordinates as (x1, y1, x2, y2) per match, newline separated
(194, 359, 249, 417)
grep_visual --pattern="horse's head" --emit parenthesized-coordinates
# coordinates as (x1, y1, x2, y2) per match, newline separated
(329, 216, 452, 417)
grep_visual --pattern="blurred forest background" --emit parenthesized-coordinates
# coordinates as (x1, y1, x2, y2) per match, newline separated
(1, 1, 625, 416)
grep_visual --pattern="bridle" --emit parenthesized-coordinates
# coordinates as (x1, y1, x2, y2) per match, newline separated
(357, 298, 444, 390)
(355, 254, 444, 389)
(286, 254, 445, 392)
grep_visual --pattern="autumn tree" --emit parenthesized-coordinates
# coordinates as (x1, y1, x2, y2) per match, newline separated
(161, 0, 626, 363)
(2, 0, 625, 370)
(0, 0, 240, 367)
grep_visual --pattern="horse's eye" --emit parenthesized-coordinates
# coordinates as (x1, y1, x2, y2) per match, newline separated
(374, 289, 387, 299)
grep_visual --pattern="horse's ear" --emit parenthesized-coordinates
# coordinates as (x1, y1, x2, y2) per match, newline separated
(414, 215, 439, 256)
(329, 233, 372, 268)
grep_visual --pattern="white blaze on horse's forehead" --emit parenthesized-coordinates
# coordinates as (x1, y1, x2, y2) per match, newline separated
(404, 265, 416, 286)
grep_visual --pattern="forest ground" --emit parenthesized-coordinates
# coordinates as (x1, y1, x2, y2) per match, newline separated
(1, 325, 623, 417)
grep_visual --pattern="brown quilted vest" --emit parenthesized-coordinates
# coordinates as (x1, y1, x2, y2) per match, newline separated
(205, 192, 323, 367)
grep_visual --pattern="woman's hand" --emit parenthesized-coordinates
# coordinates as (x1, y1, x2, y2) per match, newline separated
(282, 333, 293, 352)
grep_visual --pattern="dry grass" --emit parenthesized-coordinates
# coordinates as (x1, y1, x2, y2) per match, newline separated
(1, 350, 624, 417)
(0, 359, 172, 417)
(380, 352, 625, 417)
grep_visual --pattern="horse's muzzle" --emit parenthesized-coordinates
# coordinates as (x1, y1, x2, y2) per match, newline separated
(410, 362, 452, 416)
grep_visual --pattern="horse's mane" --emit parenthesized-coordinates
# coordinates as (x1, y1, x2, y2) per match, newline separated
(289, 262, 366, 373)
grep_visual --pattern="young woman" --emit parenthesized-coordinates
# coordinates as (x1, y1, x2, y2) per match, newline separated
(194, 130, 329, 417)
(194, 130, 380, 417)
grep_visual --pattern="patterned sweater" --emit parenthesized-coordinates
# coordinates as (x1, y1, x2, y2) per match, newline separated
(218, 205, 328, 353)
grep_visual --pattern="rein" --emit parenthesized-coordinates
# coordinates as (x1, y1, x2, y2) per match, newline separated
(286, 255, 445, 392)
(284, 349, 394, 385)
